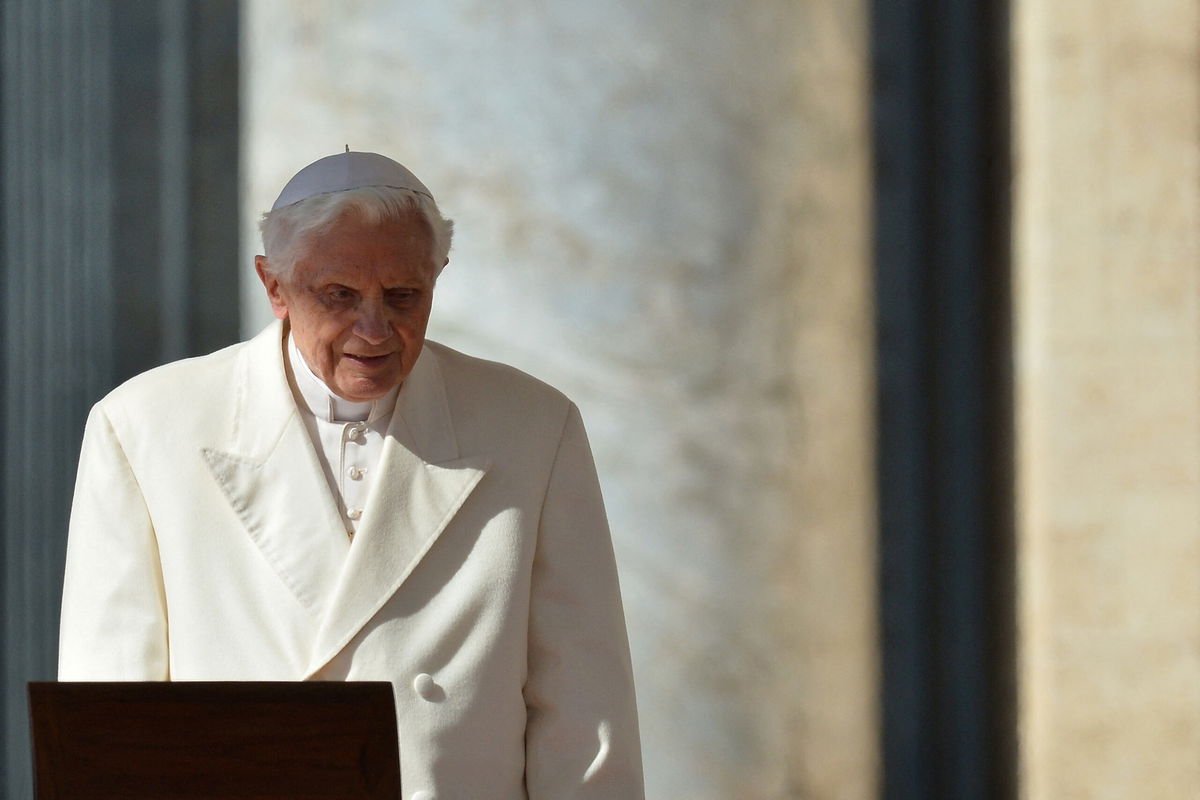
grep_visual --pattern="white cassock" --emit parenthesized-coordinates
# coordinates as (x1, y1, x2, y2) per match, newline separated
(59, 320, 644, 800)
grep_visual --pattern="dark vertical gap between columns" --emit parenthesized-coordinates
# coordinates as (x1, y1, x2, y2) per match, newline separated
(159, 0, 189, 362)
(111, 3, 164, 382)
(187, 0, 241, 353)
(0, 2, 7, 790)
(871, 0, 1014, 797)
(871, 0, 935, 793)
(983, 0, 1016, 794)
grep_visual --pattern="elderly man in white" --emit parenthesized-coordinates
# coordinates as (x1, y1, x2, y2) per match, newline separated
(59, 152, 644, 799)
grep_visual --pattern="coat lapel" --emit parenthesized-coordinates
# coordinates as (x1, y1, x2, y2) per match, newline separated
(201, 322, 351, 619)
(306, 345, 489, 676)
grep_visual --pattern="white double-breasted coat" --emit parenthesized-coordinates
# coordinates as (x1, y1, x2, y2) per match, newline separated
(59, 321, 644, 799)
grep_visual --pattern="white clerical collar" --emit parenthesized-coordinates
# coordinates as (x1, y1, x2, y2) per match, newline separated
(287, 333, 399, 424)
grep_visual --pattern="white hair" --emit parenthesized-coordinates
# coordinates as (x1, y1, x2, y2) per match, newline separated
(258, 186, 454, 280)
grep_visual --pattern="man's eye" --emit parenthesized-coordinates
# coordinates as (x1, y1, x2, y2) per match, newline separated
(326, 288, 355, 302)
(386, 290, 417, 305)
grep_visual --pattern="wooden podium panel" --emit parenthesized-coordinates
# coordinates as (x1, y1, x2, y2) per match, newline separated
(28, 681, 399, 800)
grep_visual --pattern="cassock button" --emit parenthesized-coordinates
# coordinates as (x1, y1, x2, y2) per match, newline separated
(413, 673, 437, 700)
(347, 508, 362, 521)
(411, 792, 435, 800)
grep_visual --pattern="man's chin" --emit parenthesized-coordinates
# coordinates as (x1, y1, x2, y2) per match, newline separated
(334, 372, 403, 403)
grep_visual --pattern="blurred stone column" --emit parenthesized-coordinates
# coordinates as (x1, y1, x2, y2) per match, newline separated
(3, 5, 116, 797)
(1, 2, 238, 796)
(244, 2, 877, 797)
(1013, 0, 1200, 795)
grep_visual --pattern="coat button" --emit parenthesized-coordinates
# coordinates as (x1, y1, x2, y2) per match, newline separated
(412, 672, 437, 700)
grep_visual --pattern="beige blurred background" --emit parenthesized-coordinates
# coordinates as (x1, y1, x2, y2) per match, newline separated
(242, 4, 875, 798)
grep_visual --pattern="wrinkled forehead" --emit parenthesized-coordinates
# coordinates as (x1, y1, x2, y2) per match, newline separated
(293, 210, 438, 284)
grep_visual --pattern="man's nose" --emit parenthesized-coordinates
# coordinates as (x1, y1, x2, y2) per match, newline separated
(353, 303, 391, 344)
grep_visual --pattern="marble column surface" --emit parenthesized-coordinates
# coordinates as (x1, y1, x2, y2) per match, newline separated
(1014, 0, 1200, 796)
(244, 2, 877, 797)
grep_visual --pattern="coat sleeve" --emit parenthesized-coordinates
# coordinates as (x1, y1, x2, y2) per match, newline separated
(59, 403, 170, 680)
(524, 402, 645, 798)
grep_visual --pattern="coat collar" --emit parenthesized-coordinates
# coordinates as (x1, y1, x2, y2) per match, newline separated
(306, 337, 490, 676)
(201, 321, 350, 618)
(200, 321, 489, 672)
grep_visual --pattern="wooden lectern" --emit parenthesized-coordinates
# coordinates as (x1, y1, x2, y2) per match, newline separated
(28, 681, 400, 799)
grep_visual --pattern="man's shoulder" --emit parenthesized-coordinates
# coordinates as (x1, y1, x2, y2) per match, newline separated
(420, 340, 585, 447)
(423, 340, 571, 410)
(96, 326, 272, 415)
(105, 340, 245, 399)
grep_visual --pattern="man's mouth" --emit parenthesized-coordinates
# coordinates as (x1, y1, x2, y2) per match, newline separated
(344, 353, 392, 367)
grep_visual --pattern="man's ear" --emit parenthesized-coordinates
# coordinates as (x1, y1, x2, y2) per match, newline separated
(255, 256, 289, 320)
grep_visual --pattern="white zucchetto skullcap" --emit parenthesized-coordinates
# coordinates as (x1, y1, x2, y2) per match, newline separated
(271, 151, 435, 210)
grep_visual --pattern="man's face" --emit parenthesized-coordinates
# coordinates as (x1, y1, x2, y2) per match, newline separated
(256, 210, 439, 402)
